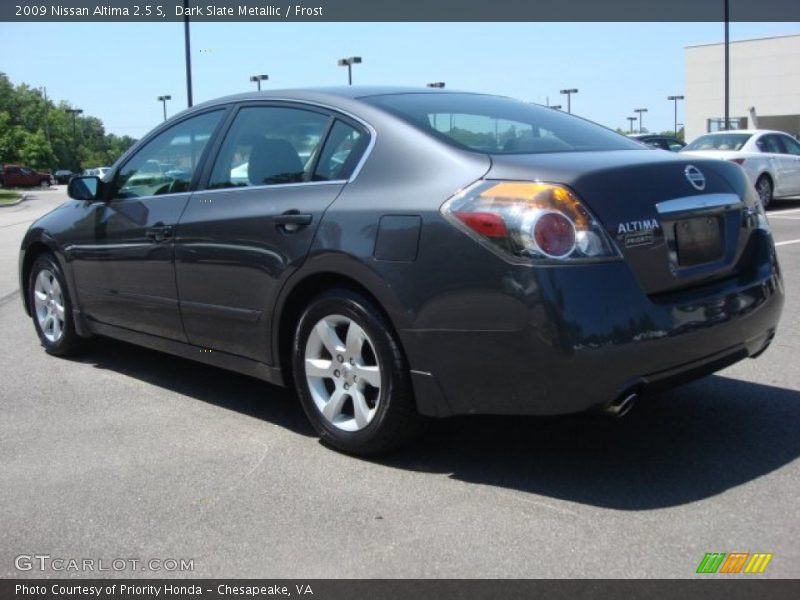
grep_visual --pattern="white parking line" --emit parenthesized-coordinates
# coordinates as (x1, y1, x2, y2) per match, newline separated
(775, 239, 800, 247)
(770, 215, 800, 220)
(769, 207, 800, 215)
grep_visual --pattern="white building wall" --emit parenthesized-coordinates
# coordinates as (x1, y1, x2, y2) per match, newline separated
(685, 34, 800, 142)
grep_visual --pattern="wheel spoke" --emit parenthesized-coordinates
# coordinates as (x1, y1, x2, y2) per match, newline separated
(52, 315, 62, 339)
(53, 301, 65, 320)
(315, 320, 344, 356)
(352, 389, 371, 429)
(354, 364, 381, 388)
(305, 357, 333, 379)
(322, 388, 348, 422)
(345, 322, 365, 359)
(36, 271, 50, 294)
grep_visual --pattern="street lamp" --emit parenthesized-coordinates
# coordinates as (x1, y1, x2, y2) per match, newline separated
(427, 82, 445, 88)
(627, 116, 637, 133)
(559, 88, 578, 113)
(634, 108, 648, 134)
(337, 56, 362, 85)
(667, 95, 685, 137)
(549, 105, 562, 110)
(250, 74, 269, 91)
(64, 108, 83, 171)
(157, 95, 172, 121)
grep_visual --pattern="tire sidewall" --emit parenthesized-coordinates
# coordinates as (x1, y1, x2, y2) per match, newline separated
(292, 291, 401, 451)
(757, 176, 772, 208)
(29, 254, 78, 355)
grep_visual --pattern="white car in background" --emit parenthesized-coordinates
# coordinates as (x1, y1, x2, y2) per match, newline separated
(681, 130, 800, 207)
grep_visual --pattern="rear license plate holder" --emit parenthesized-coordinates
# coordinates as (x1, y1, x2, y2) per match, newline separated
(674, 216, 723, 266)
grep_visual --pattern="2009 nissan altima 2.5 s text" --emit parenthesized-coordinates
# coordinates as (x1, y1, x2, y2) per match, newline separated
(19, 87, 784, 454)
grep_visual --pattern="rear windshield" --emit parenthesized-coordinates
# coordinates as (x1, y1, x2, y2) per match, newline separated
(362, 93, 642, 155)
(683, 133, 752, 152)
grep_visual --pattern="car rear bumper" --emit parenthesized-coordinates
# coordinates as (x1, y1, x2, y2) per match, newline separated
(402, 232, 784, 417)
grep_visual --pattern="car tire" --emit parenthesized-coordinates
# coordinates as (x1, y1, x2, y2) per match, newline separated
(756, 175, 773, 209)
(28, 253, 89, 356)
(39, 179, 51, 188)
(292, 288, 427, 455)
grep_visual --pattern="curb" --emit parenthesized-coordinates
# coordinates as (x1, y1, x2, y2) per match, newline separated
(0, 193, 28, 207)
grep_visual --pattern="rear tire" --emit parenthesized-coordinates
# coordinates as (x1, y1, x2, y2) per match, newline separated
(40, 179, 51, 188)
(291, 288, 427, 455)
(756, 175, 773, 209)
(28, 253, 89, 357)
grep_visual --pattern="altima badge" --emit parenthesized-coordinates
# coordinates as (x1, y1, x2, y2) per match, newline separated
(685, 165, 706, 191)
(617, 219, 661, 248)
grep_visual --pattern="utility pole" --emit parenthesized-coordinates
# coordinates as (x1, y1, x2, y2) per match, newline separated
(40, 87, 51, 145)
(184, 0, 193, 107)
(724, 0, 730, 130)
(65, 108, 83, 171)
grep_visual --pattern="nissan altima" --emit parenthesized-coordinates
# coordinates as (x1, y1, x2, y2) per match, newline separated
(19, 88, 784, 454)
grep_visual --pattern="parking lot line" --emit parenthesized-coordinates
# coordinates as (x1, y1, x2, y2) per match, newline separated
(775, 238, 800, 247)
(769, 207, 800, 215)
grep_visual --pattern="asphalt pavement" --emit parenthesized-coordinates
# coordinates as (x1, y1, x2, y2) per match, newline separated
(1, 187, 799, 578)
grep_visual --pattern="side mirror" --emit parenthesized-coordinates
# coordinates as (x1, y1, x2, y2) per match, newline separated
(67, 176, 101, 201)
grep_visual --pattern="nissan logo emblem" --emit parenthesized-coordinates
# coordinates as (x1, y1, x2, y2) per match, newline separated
(685, 165, 706, 191)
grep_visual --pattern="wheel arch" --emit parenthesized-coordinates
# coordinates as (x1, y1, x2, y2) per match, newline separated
(272, 257, 413, 386)
(20, 239, 60, 316)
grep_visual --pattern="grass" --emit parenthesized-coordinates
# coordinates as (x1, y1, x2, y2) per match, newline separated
(0, 190, 23, 205)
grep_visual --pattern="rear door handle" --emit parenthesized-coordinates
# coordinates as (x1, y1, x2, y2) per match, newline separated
(274, 211, 312, 233)
(146, 225, 173, 243)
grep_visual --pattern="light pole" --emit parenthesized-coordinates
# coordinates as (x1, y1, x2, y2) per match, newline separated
(427, 82, 445, 88)
(65, 108, 83, 171)
(549, 105, 562, 110)
(184, 0, 193, 107)
(337, 56, 362, 85)
(634, 108, 648, 134)
(559, 88, 578, 113)
(667, 95, 684, 137)
(627, 116, 637, 133)
(724, 0, 730, 129)
(157, 95, 172, 121)
(250, 74, 269, 90)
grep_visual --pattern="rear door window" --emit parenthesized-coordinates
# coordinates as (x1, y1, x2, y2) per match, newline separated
(208, 106, 330, 189)
(313, 120, 369, 181)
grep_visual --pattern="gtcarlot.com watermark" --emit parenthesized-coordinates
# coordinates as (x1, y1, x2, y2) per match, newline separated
(15, 554, 194, 573)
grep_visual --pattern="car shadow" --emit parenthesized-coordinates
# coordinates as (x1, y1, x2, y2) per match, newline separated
(74, 337, 314, 437)
(376, 375, 800, 510)
(74, 339, 800, 510)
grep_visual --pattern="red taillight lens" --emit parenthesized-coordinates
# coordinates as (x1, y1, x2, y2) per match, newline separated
(442, 181, 619, 263)
(454, 211, 508, 238)
(532, 212, 576, 258)
(730, 158, 746, 165)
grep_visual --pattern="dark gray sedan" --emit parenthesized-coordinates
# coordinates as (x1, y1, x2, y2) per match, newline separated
(19, 87, 784, 454)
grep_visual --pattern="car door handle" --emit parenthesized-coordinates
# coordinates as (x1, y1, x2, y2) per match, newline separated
(274, 211, 313, 233)
(146, 225, 173, 243)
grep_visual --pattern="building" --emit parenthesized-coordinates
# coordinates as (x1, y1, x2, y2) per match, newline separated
(685, 33, 800, 142)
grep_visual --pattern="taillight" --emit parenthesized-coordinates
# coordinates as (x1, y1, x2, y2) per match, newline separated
(442, 181, 619, 263)
(730, 158, 746, 165)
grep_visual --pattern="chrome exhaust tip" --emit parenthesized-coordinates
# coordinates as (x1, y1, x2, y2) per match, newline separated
(603, 391, 639, 418)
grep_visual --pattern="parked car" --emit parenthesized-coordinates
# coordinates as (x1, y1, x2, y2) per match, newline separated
(19, 87, 783, 454)
(681, 130, 800, 207)
(630, 134, 686, 152)
(1, 165, 54, 188)
(83, 167, 112, 179)
(53, 170, 74, 184)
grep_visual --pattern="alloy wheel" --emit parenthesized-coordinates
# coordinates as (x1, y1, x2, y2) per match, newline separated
(304, 314, 382, 432)
(33, 269, 65, 343)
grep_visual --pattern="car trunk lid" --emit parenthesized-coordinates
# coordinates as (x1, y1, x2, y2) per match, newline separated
(487, 150, 753, 295)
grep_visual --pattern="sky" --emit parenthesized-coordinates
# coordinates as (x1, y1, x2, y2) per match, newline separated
(0, 21, 798, 138)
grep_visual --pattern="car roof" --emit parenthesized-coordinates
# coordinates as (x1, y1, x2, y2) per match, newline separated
(173, 86, 491, 124)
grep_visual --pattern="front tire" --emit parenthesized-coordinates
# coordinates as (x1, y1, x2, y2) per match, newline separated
(292, 288, 426, 455)
(756, 175, 773, 209)
(28, 253, 88, 356)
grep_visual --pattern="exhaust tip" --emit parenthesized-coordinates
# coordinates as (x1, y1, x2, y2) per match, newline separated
(603, 391, 639, 418)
